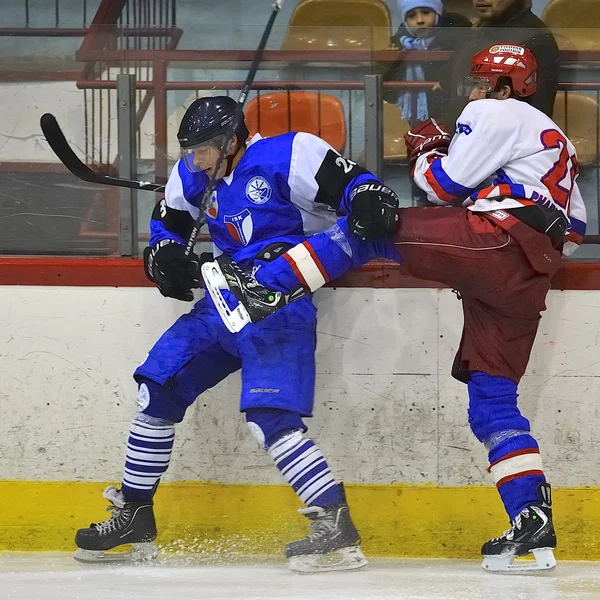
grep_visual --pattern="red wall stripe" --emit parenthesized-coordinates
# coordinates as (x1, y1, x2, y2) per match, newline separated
(0, 257, 599, 290)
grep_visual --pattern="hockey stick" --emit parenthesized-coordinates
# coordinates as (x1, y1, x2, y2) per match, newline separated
(40, 113, 165, 193)
(40, 0, 284, 253)
(182, 0, 283, 255)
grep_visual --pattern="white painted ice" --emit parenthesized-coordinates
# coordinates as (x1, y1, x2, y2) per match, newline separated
(1, 554, 599, 600)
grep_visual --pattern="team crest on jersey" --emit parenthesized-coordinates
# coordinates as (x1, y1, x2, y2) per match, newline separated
(245, 176, 272, 204)
(224, 209, 253, 246)
(206, 190, 218, 219)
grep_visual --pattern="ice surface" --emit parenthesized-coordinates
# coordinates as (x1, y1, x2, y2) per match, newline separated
(1, 554, 600, 600)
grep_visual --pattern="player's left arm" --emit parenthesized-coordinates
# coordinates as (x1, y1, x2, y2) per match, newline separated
(288, 132, 399, 239)
(407, 106, 518, 206)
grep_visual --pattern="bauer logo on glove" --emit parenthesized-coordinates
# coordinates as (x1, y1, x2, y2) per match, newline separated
(348, 180, 399, 240)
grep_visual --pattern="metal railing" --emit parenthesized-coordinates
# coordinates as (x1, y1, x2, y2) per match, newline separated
(2, 13, 600, 257)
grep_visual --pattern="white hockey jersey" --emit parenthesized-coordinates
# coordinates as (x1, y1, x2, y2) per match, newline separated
(413, 98, 587, 256)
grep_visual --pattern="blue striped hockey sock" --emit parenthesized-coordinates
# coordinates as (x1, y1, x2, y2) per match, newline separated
(121, 415, 175, 502)
(488, 435, 546, 520)
(268, 430, 344, 507)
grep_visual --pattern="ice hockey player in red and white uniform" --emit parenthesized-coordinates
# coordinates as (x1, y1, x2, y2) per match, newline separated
(203, 43, 587, 573)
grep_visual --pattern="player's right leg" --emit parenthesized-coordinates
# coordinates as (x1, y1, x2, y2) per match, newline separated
(238, 298, 367, 572)
(74, 299, 241, 563)
(467, 372, 556, 573)
(441, 224, 559, 573)
(390, 206, 559, 571)
(245, 409, 367, 573)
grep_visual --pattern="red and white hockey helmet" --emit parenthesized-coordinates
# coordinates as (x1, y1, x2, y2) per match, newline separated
(469, 44, 538, 98)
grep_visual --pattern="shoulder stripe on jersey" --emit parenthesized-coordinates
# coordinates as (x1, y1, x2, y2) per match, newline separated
(425, 159, 474, 203)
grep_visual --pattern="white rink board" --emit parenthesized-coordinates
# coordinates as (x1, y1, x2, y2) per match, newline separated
(1, 286, 599, 487)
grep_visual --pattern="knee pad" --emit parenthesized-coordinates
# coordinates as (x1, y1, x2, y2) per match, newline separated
(245, 408, 307, 450)
(467, 371, 530, 444)
(135, 377, 189, 423)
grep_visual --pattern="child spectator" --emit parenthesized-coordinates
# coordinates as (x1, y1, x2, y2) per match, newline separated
(384, 0, 471, 125)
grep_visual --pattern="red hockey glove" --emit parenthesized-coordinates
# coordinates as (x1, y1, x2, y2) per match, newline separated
(404, 118, 452, 172)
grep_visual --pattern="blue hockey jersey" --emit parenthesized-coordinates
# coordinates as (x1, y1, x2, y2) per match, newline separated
(150, 132, 379, 267)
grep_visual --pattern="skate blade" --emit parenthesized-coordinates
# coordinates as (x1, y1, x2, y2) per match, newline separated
(74, 541, 158, 564)
(482, 548, 556, 573)
(288, 546, 368, 573)
(201, 261, 251, 333)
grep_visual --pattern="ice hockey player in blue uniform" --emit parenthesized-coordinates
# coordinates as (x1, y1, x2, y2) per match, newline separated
(73, 96, 399, 572)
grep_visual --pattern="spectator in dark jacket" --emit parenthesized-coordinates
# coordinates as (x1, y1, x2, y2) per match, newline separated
(446, 0, 560, 125)
(383, 0, 471, 125)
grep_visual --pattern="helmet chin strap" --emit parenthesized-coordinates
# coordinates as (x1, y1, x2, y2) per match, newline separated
(224, 139, 245, 176)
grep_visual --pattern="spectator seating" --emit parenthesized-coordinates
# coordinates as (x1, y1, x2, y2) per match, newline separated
(281, 0, 392, 51)
(245, 91, 347, 153)
(542, 0, 600, 50)
(553, 92, 599, 165)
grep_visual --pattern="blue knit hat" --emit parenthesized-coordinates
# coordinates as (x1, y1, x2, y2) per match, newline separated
(398, 0, 444, 23)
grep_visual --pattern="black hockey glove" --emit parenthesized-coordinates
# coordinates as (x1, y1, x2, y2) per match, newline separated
(348, 181, 400, 240)
(143, 239, 201, 302)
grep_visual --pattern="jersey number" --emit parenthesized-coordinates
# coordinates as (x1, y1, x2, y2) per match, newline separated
(335, 156, 357, 174)
(540, 129, 578, 209)
(159, 198, 167, 218)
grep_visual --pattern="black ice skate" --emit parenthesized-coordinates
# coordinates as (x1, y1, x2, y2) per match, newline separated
(74, 485, 158, 563)
(201, 254, 308, 332)
(481, 483, 556, 573)
(285, 484, 368, 573)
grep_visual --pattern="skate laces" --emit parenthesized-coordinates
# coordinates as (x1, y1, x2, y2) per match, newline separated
(496, 508, 530, 542)
(92, 486, 130, 536)
(299, 507, 338, 540)
(226, 261, 279, 303)
(93, 504, 131, 536)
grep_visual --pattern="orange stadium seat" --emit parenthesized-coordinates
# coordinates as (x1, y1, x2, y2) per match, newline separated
(281, 0, 392, 51)
(245, 92, 347, 153)
(541, 0, 600, 51)
(552, 93, 599, 165)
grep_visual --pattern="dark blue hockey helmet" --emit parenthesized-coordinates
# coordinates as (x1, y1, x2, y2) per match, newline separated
(177, 95, 249, 149)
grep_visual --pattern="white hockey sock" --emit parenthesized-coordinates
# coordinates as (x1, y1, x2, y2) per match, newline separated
(121, 415, 175, 500)
(269, 431, 342, 507)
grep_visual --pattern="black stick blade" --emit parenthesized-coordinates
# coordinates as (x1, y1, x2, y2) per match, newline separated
(40, 113, 100, 182)
(40, 113, 165, 193)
